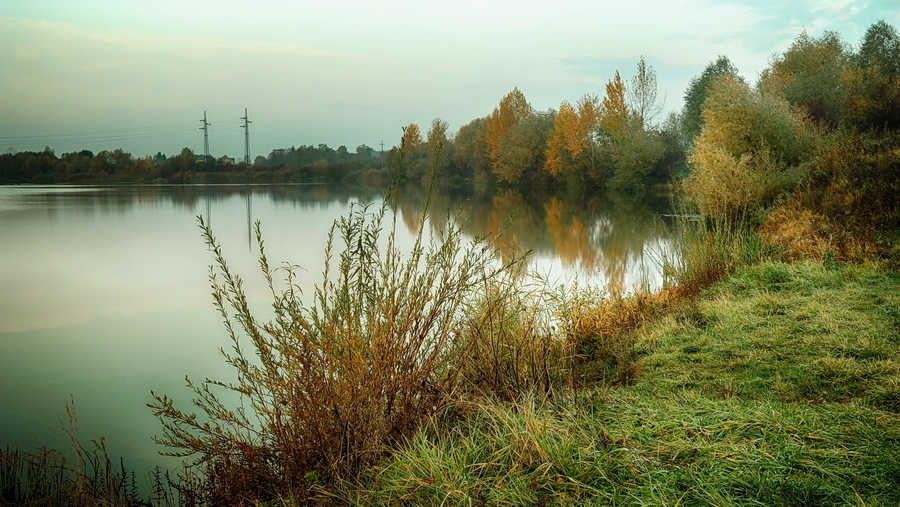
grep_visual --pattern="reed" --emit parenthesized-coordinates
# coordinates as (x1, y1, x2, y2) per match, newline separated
(0, 401, 150, 507)
(663, 215, 766, 298)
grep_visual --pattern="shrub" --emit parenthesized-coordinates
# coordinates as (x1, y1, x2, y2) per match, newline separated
(149, 185, 521, 501)
(684, 75, 811, 221)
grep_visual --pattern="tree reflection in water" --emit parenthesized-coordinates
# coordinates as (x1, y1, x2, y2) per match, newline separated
(393, 185, 676, 292)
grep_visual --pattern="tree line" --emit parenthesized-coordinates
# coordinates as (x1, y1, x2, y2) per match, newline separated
(380, 54, 681, 191)
(2, 19, 897, 206)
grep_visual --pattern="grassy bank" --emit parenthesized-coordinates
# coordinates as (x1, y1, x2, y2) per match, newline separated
(343, 260, 900, 506)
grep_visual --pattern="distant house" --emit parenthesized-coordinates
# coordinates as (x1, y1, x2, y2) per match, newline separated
(217, 155, 235, 165)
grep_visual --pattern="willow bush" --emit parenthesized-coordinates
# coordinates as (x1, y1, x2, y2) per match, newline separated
(684, 74, 812, 221)
(147, 176, 546, 502)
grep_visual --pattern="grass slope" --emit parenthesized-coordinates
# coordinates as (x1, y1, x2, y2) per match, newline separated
(347, 261, 900, 506)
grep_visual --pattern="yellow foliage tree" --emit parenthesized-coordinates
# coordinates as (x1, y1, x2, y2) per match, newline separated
(600, 72, 628, 136)
(685, 74, 810, 219)
(544, 95, 601, 176)
(544, 101, 578, 176)
(401, 123, 423, 154)
(485, 88, 535, 181)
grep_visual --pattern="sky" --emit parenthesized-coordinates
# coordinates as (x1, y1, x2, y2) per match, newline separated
(0, 0, 895, 159)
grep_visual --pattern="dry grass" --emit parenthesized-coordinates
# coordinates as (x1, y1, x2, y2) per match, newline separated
(759, 202, 834, 261)
(449, 268, 572, 401)
(558, 288, 675, 385)
(760, 200, 887, 262)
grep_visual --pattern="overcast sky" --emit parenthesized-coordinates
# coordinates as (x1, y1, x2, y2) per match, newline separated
(0, 1, 894, 159)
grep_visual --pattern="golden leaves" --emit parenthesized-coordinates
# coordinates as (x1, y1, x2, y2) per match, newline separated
(544, 95, 600, 176)
(401, 123, 423, 153)
(485, 88, 536, 181)
(600, 72, 628, 136)
(486, 87, 533, 163)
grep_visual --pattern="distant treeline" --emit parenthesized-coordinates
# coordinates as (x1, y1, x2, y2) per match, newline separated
(0, 144, 387, 186)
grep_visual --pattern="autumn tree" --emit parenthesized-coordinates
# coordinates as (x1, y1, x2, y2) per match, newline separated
(685, 74, 811, 219)
(486, 88, 539, 182)
(599, 72, 628, 137)
(595, 70, 667, 190)
(399, 123, 427, 182)
(545, 101, 578, 176)
(492, 109, 555, 184)
(401, 123, 423, 154)
(544, 95, 601, 178)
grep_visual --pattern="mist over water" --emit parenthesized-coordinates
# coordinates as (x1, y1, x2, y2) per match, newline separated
(0, 183, 676, 478)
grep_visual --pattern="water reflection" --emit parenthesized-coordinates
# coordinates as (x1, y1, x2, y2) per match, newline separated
(393, 186, 676, 290)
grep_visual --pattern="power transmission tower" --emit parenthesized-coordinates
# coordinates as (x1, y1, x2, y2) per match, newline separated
(199, 111, 211, 167)
(380, 140, 385, 169)
(240, 108, 252, 164)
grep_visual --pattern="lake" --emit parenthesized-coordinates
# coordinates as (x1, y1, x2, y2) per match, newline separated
(0, 183, 676, 480)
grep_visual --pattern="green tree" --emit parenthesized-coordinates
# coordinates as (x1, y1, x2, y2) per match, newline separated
(682, 56, 741, 143)
(606, 114, 666, 191)
(426, 117, 450, 170)
(760, 30, 849, 125)
(844, 20, 900, 129)
(859, 19, 900, 76)
(453, 118, 491, 181)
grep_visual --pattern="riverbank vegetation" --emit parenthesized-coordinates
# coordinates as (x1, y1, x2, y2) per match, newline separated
(3, 19, 900, 506)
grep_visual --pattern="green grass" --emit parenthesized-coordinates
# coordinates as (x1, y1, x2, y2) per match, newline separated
(641, 261, 900, 408)
(342, 261, 900, 506)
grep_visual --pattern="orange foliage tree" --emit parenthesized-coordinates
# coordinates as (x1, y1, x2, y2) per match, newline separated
(485, 88, 540, 182)
(544, 95, 601, 177)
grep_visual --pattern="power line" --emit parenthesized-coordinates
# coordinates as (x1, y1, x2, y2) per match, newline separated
(240, 108, 252, 164)
(0, 122, 199, 143)
(199, 111, 211, 166)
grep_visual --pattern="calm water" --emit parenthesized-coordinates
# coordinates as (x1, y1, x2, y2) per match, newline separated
(0, 184, 676, 477)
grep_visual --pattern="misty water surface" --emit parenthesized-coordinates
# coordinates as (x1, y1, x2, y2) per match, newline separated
(0, 184, 676, 478)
